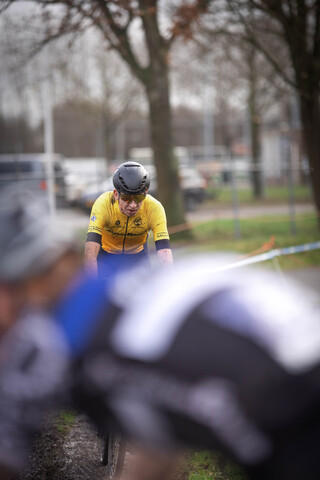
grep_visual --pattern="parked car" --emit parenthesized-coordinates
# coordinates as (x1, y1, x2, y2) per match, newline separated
(0, 154, 67, 206)
(0, 157, 47, 193)
(63, 157, 109, 205)
(75, 165, 207, 212)
(75, 176, 114, 210)
(171, 166, 208, 211)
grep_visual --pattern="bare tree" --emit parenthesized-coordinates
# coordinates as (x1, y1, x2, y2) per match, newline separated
(53, 32, 145, 161)
(202, 0, 320, 224)
(3, 0, 210, 226)
(217, 33, 290, 198)
(0, 12, 46, 151)
(176, 7, 291, 199)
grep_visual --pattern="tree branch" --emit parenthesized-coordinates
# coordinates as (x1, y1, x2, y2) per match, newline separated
(247, 0, 287, 23)
(167, 0, 212, 45)
(35, 0, 149, 84)
(0, 1, 15, 13)
(138, 0, 164, 58)
(90, 0, 148, 84)
(227, 1, 297, 88)
(24, 20, 87, 67)
(313, 0, 320, 59)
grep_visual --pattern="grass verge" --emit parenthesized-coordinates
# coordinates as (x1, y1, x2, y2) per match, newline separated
(54, 410, 76, 434)
(170, 214, 320, 270)
(179, 450, 248, 480)
(206, 185, 313, 205)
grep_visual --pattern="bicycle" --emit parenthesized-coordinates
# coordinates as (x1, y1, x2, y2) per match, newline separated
(100, 430, 126, 479)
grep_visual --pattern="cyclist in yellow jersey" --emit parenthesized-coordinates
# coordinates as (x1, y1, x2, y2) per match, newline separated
(84, 161, 173, 277)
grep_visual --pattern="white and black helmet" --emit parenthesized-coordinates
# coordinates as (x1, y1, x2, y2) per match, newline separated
(113, 161, 150, 195)
(0, 185, 74, 282)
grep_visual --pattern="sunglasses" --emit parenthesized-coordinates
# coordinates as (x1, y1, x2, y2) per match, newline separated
(119, 194, 146, 204)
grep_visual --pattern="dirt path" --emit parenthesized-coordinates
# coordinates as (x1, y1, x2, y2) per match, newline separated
(20, 414, 109, 480)
(19, 414, 190, 480)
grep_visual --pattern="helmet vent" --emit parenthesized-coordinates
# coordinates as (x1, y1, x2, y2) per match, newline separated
(113, 162, 150, 194)
(118, 175, 128, 189)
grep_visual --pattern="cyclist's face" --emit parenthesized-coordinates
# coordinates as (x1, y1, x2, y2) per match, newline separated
(114, 190, 145, 217)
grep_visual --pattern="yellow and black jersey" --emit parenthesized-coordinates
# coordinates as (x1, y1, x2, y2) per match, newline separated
(86, 192, 170, 254)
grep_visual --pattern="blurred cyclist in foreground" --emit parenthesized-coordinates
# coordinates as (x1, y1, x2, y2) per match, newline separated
(1, 185, 320, 480)
(0, 187, 81, 477)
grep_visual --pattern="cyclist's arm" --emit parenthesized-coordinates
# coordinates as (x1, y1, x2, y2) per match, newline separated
(85, 194, 109, 275)
(150, 201, 173, 266)
(84, 236, 101, 276)
(155, 241, 173, 266)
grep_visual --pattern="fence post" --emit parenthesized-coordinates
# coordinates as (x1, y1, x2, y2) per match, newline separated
(282, 127, 297, 235)
(230, 153, 241, 239)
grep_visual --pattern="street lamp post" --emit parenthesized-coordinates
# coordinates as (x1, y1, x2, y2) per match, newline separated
(42, 50, 56, 216)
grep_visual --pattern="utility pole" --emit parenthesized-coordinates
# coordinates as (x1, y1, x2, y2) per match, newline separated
(203, 57, 215, 163)
(42, 50, 56, 216)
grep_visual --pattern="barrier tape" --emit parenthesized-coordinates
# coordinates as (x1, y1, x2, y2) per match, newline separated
(240, 236, 275, 258)
(168, 222, 192, 235)
(211, 241, 320, 272)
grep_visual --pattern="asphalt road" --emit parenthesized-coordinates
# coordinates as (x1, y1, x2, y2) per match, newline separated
(56, 202, 316, 229)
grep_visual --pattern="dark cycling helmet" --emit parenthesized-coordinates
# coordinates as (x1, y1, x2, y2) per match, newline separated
(0, 185, 74, 282)
(113, 161, 150, 195)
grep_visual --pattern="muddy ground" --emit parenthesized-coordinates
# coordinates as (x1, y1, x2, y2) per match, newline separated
(19, 414, 108, 480)
(18, 414, 190, 480)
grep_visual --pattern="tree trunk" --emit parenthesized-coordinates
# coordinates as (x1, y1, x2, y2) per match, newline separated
(139, 0, 186, 229)
(250, 113, 263, 198)
(248, 47, 263, 199)
(146, 75, 185, 227)
(299, 89, 320, 228)
(135, 0, 186, 230)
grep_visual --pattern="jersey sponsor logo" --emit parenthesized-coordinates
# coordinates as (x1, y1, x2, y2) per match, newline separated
(90, 215, 97, 222)
(105, 229, 146, 237)
(89, 226, 101, 233)
(127, 232, 146, 237)
(157, 232, 168, 238)
(134, 217, 142, 226)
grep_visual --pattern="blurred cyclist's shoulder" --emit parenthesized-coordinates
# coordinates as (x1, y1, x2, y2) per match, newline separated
(53, 272, 113, 357)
